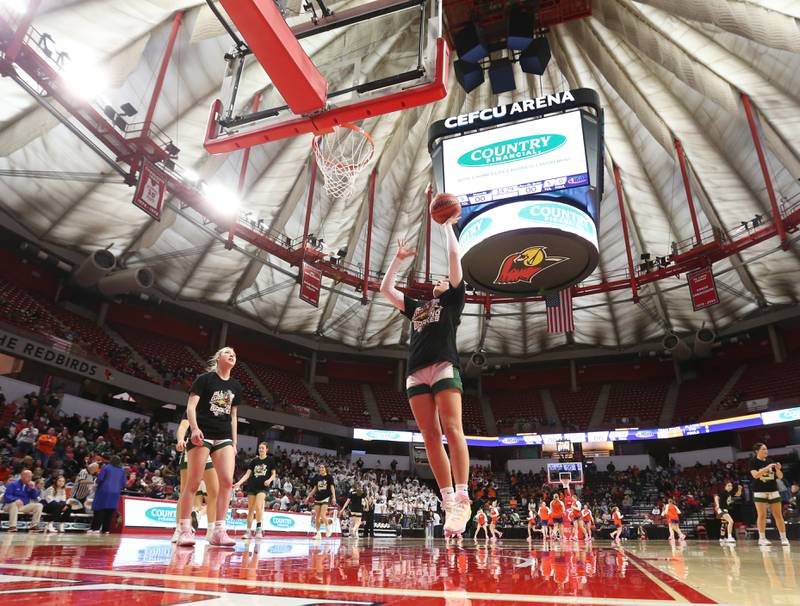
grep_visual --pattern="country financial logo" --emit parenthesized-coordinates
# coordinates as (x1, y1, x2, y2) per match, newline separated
(494, 246, 568, 285)
(269, 515, 296, 529)
(457, 134, 567, 167)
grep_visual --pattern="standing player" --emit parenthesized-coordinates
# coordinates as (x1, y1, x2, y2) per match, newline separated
(610, 507, 624, 544)
(340, 482, 365, 540)
(550, 493, 565, 541)
(527, 503, 540, 541)
(570, 498, 582, 542)
(176, 347, 242, 547)
(171, 417, 219, 542)
(307, 463, 336, 540)
(580, 503, 594, 541)
(489, 500, 503, 541)
(233, 442, 277, 539)
(379, 209, 471, 539)
(538, 500, 551, 541)
(750, 442, 789, 546)
(662, 499, 686, 542)
(474, 506, 489, 541)
(714, 481, 742, 544)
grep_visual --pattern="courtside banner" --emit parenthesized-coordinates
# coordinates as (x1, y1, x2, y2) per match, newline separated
(299, 261, 322, 307)
(132, 160, 167, 221)
(687, 267, 719, 311)
(121, 497, 340, 534)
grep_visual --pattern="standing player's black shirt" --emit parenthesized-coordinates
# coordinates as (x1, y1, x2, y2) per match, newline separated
(750, 457, 778, 493)
(348, 489, 364, 513)
(402, 280, 465, 375)
(189, 372, 242, 440)
(311, 474, 335, 502)
(246, 455, 276, 493)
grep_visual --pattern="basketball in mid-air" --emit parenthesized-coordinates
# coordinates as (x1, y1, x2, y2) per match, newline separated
(430, 192, 461, 225)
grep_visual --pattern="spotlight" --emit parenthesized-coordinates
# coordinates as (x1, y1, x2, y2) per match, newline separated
(454, 59, 484, 94)
(337, 247, 348, 258)
(113, 115, 128, 131)
(202, 182, 240, 217)
(488, 57, 515, 95)
(2, 0, 28, 15)
(519, 37, 551, 75)
(62, 59, 109, 101)
(507, 6, 535, 51)
(640, 253, 651, 261)
(119, 102, 138, 116)
(454, 22, 488, 63)
(103, 105, 116, 120)
(165, 142, 180, 157)
(181, 167, 200, 183)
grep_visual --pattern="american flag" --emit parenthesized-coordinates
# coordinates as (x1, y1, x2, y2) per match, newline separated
(545, 290, 574, 333)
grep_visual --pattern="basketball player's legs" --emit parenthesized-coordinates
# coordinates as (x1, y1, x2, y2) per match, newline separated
(172, 468, 188, 541)
(316, 503, 329, 532)
(755, 501, 768, 536)
(409, 394, 452, 490)
(246, 494, 257, 531)
(254, 492, 266, 524)
(721, 512, 734, 540)
(769, 501, 787, 535)
(203, 467, 218, 524)
(527, 522, 533, 539)
(350, 514, 361, 537)
(177, 446, 209, 545)
(436, 389, 468, 487)
(208, 445, 236, 544)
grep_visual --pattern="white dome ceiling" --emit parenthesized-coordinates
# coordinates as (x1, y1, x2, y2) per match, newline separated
(1, 0, 800, 358)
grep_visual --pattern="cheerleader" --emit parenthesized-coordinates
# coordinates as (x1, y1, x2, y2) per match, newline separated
(580, 504, 594, 541)
(610, 507, 624, 544)
(550, 493, 565, 541)
(526, 503, 539, 541)
(662, 498, 686, 542)
(474, 507, 489, 541)
(489, 500, 503, 541)
(538, 500, 551, 541)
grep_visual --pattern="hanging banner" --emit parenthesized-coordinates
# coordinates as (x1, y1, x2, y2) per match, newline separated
(132, 160, 167, 220)
(687, 267, 719, 311)
(299, 262, 322, 307)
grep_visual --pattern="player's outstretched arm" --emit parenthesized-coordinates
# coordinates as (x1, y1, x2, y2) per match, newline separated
(443, 219, 462, 287)
(380, 238, 416, 311)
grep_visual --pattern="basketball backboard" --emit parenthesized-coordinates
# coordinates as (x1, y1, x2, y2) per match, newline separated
(546, 461, 583, 486)
(204, 0, 448, 153)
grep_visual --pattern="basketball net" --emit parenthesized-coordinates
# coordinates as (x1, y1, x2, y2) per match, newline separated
(560, 478, 571, 493)
(312, 123, 374, 199)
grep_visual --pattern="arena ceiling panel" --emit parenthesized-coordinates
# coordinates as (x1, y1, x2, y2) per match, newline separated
(1, 0, 799, 357)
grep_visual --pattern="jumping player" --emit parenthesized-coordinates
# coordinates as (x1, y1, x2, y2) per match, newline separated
(307, 463, 336, 540)
(714, 481, 742, 544)
(233, 442, 277, 539)
(550, 493, 565, 541)
(580, 503, 594, 541)
(474, 507, 489, 541)
(380, 216, 471, 539)
(538, 500, 551, 541)
(662, 499, 686, 542)
(171, 417, 218, 542)
(489, 500, 503, 541)
(176, 347, 242, 547)
(340, 482, 365, 540)
(611, 507, 624, 544)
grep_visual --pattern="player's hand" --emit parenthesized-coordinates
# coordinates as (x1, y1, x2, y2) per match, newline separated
(191, 429, 204, 446)
(395, 239, 416, 260)
(175, 440, 185, 453)
(774, 462, 781, 470)
(444, 213, 461, 226)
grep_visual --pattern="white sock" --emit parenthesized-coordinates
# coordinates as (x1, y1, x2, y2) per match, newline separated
(215, 520, 226, 531)
(441, 486, 454, 503)
(455, 484, 468, 500)
(780, 532, 787, 539)
(759, 531, 766, 539)
(180, 519, 191, 532)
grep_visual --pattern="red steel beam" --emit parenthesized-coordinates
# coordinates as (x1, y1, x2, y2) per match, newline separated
(217, 0, 326, 115)
(2, 0, 41, 63)
(302, 155, 318, 248)
(425, 185, 432, 283)
(227, 93, 262, 250)
(674, 138, 702, 246)
(204, 38, 449, 152)
(363, 168, 378, 303)
(613, 164, 639, 302)
(142, 11, 184, 140)
(741, 93, 786, 245)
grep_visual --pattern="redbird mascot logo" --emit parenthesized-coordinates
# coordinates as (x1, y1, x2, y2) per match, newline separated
(494, 246, 568, 285)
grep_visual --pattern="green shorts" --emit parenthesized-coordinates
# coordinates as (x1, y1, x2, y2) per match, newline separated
(753, 491, 781, 504)
(406, 362, 463, 399)
(187, 438, 233, 453)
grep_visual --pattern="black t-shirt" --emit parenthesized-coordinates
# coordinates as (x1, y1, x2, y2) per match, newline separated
(750, 457, 779, 493)
(348, 489, 364, 513)
(402, 280, 465, 375)
(247, 455, 276, 492)
(189, 372, 242, 440)
(311, 474, 335, 502)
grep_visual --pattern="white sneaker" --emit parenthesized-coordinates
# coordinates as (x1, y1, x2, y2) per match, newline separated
(726, 536, 736, 543)
(313, 532, 322, 540)
(46, 522, 57, 533)
(758, 537, 771, 546)
(780, 537, 790, 546)
(255, 529, 263, 538)
(444, 498, 471, 535)
(243, 529, 252, 539)
(171, 528, 181, 543)
(58, 523, 65, 533)
(326, 524, 333, 537)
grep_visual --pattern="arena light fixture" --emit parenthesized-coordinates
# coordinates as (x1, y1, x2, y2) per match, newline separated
(62, 60, 109, 101)
(1, 0, 28, 15)
(202, 182, 240, 217)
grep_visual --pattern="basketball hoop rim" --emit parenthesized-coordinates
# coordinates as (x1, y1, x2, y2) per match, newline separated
(312, 123, 375, 171)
